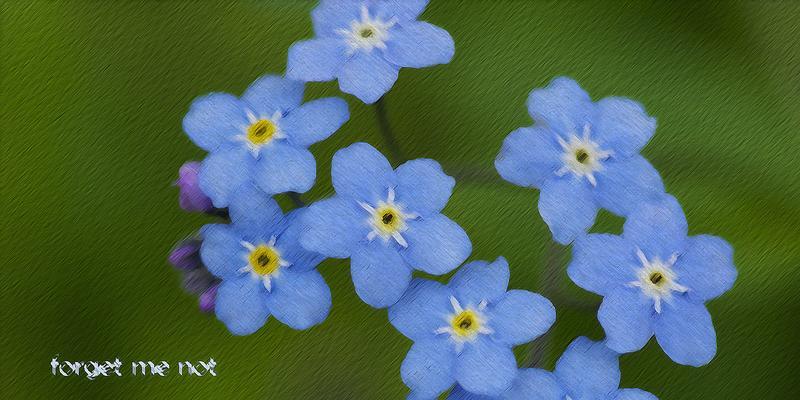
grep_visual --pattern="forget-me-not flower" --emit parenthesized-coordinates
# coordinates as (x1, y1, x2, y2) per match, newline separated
(183, 74, 349, 207)
(200, 184, 331, 335)
(495, 77, 665, 244)
(287, 0, 455, 104)
(389, 258, 556, 398)
(300, 142, 471, 308)
(447, 337, 658, 400)
(568, 195, 737, 366)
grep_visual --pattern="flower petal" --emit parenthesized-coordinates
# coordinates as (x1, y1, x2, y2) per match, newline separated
(401, 337, 457, 399)
(448, 257, 510, 307)
(623, 195, 688, 261)
(495, 126, 562, 188)
(384, 21, 454, 68)
(456, 337, 517, 396)
(282, 97, 350, 147)
(275, 208, 326, 273)
(554, 336, 620, 398)
(598, 287, 654, 353)
(182, 93, 248, 152)
(351, 240, 412, 308)
(538, 177, 598, 245)
(614, 389, 659, 400)
(389, 279, 453, 341)
(395, 159, 455, 216)
(287, 38, 351, 82)
(490, 290, 555, 346)
(594, 97, 656, 158)
(674, 235, 737, 303)
(568, 234, 640, 296)
(332, 142, 396, 203)
(506, 369, 565, 400)
(653, 296, 717, 367)
(241, 75, 305, 116)
(214, 276, 270, 336)
(300, 196, 367, 258)
(253, 142, 316, 195)
(402, 215, 472, 275)
(594, 156, 665, 216)
(200, 224, 244, 280)
(339, 52, 400, 104)
(267, 269, 331, 330)
(527, 77, 594, 135)
(446, 385, 493, 400)
(198, 145, 254, 207)
(228, 183, 284, 234)
(376, 0, 430, 22)
(311, 0, 361, 37)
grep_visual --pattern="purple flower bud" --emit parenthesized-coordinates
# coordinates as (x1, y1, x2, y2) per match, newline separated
(199, 283, 218, 313)
(177, 161, 213, 212)
(182, 266, 215, 294)
(168, 238, 202, 270)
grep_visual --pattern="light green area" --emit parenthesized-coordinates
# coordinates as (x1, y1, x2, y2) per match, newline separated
(3, 1, 799, 398)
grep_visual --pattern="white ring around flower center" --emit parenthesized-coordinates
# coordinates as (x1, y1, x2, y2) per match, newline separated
(238, 236, 291, 292)
(434, 296, 493, 352)
(359, 187, 417, 248)
(235, 110, 286, 158)
(336, 4, 397, 54)
(555, 124, 612, 186)
(627, 248, 688, 313)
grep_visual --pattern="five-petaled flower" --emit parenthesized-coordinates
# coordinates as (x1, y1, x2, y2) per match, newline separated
(200, 184, 331, 335)
(495, 77, 665, 244)
(389, 258, 555, 398)
(567, 195, 737, 366)
(183, 74, 349, 207)
(300, 142, 471, 308)
(447, 337, 658, 400)
(287, 0, 455, 104)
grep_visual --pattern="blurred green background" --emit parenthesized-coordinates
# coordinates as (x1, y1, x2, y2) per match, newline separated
(3, 0, 799, 398)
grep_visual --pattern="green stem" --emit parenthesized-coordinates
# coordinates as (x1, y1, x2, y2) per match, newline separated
(374, 97, 405, 164)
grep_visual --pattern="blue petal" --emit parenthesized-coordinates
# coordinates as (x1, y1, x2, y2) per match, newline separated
(538, 177, 598, 245)
(554, 337, 620, 399)
(401, 337, 457, 398)
(228, 183, 284, 234)
(447, 385, 493, 400)
(614, 389, 659, 400)
(568, 234, 640, 296)
(311, 0, 361, 37)
(282, 97, 350, 147)
(351, 240, 413, 308)
(300, 196, 367, 258)
(449, 257, 510, 307)
(267, 269, 331, 330)
(287, 39, 351, 82)
(339, 51, 400, 104)
(241, 75, 305, 116)
(598, 287, 654, 353)
(506, 369, 565, 400)
(395, 159, 455, 216)
(376, 0, 430, 22)
(622, 195, 688, 261)
(182, 93, 248, 152)
(490, 290, 555, 346)
(253, 142, 316, 195)
(408, 391, 440, 400)
(495, 126, 562, 188)
(527, 77, 594, 135)
(594, 97, 656, 158)
(384, 21, 454, 68)
(389, 279, 453, 341)
(402, 215, 472, 275)
(215, 276, 270, 336)
(653, 296, 716, 366)
(200, 224, 245, 280)
(674, 235, 737, 303)
(456, 336, 517, 396)
(594, 156, 665, 216)
(332, 142, 396, 203)
(198, 145, 254, 207)
(275, 208, 326, 273)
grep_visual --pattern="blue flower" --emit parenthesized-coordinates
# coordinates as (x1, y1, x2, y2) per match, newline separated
(300, 142, 472, 308)
(200, 184, 331, 335)
(183, 75, 349, 207)
(287, 0, 454, 104)
(495, 77, 665, 244)
(446, 337, 658, 400)
(389, 258, 555, 398)
(567, 195, 737, 366)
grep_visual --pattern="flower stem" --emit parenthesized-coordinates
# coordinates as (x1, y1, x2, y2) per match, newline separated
(374, 97, 405, 164)
(288, 192, 305, 208)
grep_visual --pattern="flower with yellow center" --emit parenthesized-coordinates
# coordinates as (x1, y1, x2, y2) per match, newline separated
(627, 248, 688, 313)
(555, 124, 613, 186)
(238, 237, 291, 291)
(360, 187, 418, 247)
(235, 110, 286, 157)
(435, 296, 494, 352)
(336, 4, 398, 55)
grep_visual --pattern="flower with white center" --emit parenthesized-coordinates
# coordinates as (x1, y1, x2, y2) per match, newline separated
(627, 248, 688, 313)
(359, 187, 419, 247)
(234, 110, 286, 158)
(434, 296, 493, 352)
(238, 237, 292, 292)
(556, 124, 613, 186)
(337, 4, 397, 55)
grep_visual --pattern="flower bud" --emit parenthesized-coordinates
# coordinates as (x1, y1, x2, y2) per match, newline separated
(168, 238, 202, 270)
(177, 161, 213, 212)
(199, 283, 218, 313)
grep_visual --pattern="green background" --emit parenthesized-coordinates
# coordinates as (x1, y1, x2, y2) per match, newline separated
(3, 0, 799, 398)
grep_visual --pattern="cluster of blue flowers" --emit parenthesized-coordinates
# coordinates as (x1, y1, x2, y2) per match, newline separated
(169, 1, 737, 398)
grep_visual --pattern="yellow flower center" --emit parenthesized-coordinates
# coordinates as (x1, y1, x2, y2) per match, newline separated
(359, 28, 375, 38)
(451, 310, 480, 337)
(649, 271, 666, 287)
(374, 205, 404, 234)
(247, 119, 277, 145)
(248, 245, 281, 276)
(575, 148, 590, 164)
